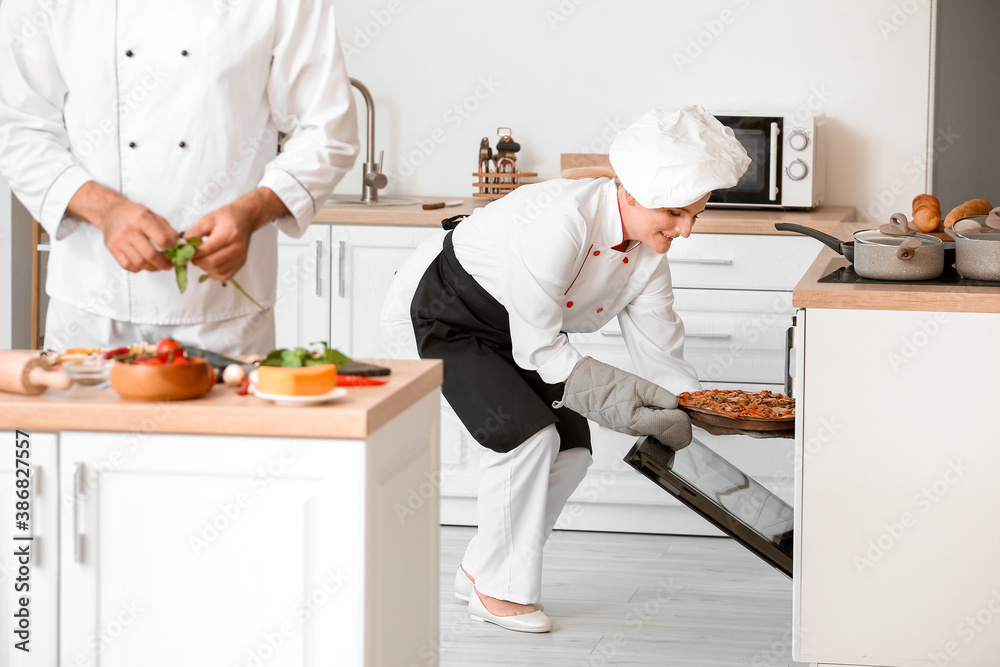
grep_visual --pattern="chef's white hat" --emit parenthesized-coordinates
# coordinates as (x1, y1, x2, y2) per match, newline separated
(609, 105, 751, 209)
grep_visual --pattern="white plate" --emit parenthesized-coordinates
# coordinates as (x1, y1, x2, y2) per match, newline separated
(251, 386, 348, 407)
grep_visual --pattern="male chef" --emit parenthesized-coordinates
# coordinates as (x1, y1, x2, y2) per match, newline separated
(0, 0, 359, 354)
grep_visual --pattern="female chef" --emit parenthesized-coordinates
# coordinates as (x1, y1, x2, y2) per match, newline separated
(382, 106, 750, 633)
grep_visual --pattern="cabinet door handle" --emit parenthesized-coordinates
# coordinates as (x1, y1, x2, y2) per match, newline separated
(599, 330, 624, 337)
(685, 332, 733, 340)
(73, 462, 85, 564)
(784, 317, 797, 398)
(315, 240, 323, 297)
(668, 257, 733, 266)
(337, 241, 346, 298)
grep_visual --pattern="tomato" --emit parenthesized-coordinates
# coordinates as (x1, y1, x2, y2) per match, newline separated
(134, 358, 165, 366)
(168, 355, 188, 365)
(156, 337, 182, 355)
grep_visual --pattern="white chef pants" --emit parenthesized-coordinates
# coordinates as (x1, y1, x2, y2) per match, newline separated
(43, 298, 275, 356)
(462, 424, 593, 605)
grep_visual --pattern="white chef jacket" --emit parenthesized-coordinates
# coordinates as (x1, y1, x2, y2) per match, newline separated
(386, 178, 701, 394)
(0, 0, 359, 324)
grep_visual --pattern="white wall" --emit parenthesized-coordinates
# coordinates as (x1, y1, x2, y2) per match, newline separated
(332, 0, 935, 222)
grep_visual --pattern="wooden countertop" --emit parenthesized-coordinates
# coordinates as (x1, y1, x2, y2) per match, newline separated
(313, 195, 854, 235)
(0, 359, 443, 439)
(793, 223, 1000, 313)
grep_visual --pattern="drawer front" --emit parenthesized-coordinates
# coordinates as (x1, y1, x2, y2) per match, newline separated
(569, 289, 794, 385)
(669, 234, 820, 290)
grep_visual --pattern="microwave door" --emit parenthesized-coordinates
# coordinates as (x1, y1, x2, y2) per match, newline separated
(709, 116, 784, 208)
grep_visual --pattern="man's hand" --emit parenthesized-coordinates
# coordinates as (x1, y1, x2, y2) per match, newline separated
(187, 187, 289, 282)
(67, 181, 178, 272)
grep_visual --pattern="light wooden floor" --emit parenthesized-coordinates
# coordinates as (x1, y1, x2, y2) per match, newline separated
(437, 525, 807, 667)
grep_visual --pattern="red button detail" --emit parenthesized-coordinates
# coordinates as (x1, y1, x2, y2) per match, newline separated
(597, 308, 603, 313)
(566, 301, 574, 308)
(593, 250, 600, 256)
(623, 257, 629, 264)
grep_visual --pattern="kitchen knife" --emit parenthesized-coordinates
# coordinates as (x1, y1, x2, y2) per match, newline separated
(422, 199, 464, 210)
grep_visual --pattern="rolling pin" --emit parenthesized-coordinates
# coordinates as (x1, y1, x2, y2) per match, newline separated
(0, 350, 74, 395)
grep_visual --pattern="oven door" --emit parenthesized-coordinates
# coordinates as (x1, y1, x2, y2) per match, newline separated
(709, 116, 782, 207)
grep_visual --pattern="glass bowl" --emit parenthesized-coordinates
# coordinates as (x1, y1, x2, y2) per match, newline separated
(62, 358, 112, 390)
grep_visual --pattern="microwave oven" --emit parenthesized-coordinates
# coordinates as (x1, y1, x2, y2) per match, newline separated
(708, 112, 826, 210)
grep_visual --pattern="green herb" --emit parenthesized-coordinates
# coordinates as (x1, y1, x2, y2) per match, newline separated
(259, 341, 352, 368)
(164, 236, 264, 310)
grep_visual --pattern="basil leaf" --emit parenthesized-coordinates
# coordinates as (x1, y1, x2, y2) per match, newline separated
(176, 264, 188, 293)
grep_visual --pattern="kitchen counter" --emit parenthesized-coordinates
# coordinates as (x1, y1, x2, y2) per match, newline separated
(793, 222, 1000, 313)
(0, 357, 442, 666)
(0, 358, 442, 439)
(315, 194, 854, 235)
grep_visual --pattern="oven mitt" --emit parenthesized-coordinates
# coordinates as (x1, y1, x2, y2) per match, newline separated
(552, 356, 692, 450)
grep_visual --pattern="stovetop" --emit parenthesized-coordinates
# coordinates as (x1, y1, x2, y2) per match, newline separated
(819, 264, 1000, 287)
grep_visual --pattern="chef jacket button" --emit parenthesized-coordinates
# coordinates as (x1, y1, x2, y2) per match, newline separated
(179, 141, 187, 148)
(623, 257, 629, 264)
(566, 301, 574, 308)
(125, 49, 134, 57)
(593, 250, 600, 256)
(597, 308, 603, 313)
(181, 50, 189, 56)
(128, 141, 136, 148)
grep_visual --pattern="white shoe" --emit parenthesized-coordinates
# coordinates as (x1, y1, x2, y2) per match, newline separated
(468, 589, 553, 633)
(454, 566, 473, 602)
(455, 566, 543, 610)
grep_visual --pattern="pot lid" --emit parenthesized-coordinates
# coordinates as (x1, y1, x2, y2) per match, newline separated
(953, 208, 1000, 240)
(854, 228, 943, 247)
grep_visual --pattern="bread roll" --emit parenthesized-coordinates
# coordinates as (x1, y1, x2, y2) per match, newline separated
(911, 194, 941, 232)
(944, 198, 993, 227)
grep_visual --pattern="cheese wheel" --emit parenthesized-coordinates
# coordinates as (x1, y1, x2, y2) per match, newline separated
(256, 364, 338, 396)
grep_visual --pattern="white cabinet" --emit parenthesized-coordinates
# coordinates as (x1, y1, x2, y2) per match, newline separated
(328, 225, 440, 359)
(0, 432, 58, 666)
(794, 308, 1000, 667)
(275, 225, 332, 349)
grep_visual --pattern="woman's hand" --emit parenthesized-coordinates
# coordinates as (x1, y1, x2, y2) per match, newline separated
(553, 356, 692, 450)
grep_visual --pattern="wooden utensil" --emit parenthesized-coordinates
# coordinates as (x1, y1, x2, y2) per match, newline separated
(0, 350, 74, 395)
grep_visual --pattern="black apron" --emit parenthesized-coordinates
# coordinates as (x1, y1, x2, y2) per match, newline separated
(410, 229, 591, 455)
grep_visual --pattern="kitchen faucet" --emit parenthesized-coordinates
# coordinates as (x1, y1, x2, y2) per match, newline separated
(350, 78, 388, 204)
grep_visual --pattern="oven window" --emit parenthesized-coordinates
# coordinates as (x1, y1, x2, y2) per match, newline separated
(710, 116, 783, 206)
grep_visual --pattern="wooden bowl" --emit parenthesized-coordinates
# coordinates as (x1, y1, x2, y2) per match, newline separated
(110, 358, 215, 401)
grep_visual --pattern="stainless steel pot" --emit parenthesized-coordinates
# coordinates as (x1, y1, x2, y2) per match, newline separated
(944, 207, 1000, 281)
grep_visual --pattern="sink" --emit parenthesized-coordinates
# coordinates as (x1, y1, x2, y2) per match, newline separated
(325, 195, 423, 207)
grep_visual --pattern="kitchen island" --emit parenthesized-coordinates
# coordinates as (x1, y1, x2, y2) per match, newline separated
(0, 359, 442, 667)
(791, 230, 1000, 667)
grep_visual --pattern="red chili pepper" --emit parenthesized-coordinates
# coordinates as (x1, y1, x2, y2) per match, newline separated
(236, 378, 250, 396)
(101, 346, 130, 360)
(336, 375, 387, 386)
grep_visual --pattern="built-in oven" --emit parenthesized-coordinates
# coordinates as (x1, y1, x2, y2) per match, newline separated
(709, 112, 826, 210)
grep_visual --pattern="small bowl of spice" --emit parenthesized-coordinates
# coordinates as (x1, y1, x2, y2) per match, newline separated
(59, 352, 113, 390)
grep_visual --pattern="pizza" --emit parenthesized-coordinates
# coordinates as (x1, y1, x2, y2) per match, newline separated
(677, 389, 795, 421)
